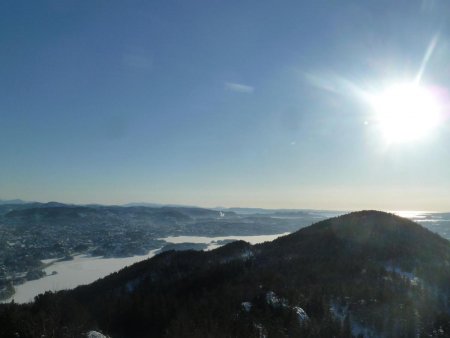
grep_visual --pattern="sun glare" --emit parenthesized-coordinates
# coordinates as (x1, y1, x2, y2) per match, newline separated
(370, 83, 442, 143)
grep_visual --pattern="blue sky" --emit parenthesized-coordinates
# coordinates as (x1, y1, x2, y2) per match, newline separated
(2, 0, 450, 210)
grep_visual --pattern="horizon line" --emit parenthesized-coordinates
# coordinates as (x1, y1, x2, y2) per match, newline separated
(0, 198, 446, 213)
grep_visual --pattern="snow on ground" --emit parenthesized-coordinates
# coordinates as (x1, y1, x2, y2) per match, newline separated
(293, 306, 310, 322)
(385, 265, 421, 286)
(241, 301, 252, 312)
(86, 331, 109, 338)
(265, 291, 309, 324)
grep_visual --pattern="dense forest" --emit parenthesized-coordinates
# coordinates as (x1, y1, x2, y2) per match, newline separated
(1, 211, 450, 337)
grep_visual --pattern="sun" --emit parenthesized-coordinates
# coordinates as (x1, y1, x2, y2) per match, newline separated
(369, 83, 442, 143)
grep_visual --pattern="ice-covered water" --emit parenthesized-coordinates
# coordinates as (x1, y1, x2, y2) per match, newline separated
(161, 232, 290, 250)
(3, 233, 289, 304)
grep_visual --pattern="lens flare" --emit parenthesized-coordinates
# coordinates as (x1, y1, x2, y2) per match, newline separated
(370, 83, 442, 143)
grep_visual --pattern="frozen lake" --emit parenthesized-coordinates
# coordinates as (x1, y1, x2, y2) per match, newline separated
(3, 232, 289, 304)
(162, 232, 290, 250)
(3, 249, 160, 304)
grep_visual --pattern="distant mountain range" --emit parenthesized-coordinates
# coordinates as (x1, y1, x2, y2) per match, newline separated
(0, 199, 192, 208)
(0, 199, 345, 215)
(1, 211, 450, 337)
(0, 199, 28, 205)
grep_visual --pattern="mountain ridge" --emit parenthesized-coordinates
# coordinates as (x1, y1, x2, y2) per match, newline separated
(1, 211, 450, 337)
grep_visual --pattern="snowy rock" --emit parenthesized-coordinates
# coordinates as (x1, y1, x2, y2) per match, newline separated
(86, 331, 109, 338)
(241, 301, 252, 312)
(254, 323, 268, 338)
(265, 291, 287, 308)
(385, 265, 421, 286)
(265, 291, 278, 306)
(240, 249, 254, 260)
(265, 291, 308, 324)
(293, 306, 310, 323)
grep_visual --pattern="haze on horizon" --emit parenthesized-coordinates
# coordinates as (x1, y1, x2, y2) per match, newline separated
(2, 1, 450, 212)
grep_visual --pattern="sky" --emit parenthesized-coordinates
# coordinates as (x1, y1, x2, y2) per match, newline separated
(2, 0, 450, 211)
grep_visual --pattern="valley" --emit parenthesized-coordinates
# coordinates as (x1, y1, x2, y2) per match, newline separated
(0, 202, 324, 301)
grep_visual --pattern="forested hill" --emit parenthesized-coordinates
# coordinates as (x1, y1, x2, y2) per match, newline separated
(2, 211, 450, 337)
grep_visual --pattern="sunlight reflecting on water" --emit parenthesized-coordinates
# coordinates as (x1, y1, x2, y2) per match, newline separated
(391, 210, 433, 219)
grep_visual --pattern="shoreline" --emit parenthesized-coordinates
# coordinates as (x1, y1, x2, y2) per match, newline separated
(1, 233, 291, 304)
